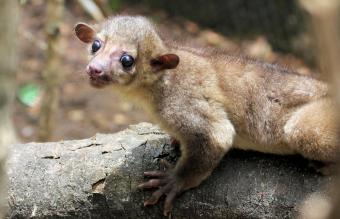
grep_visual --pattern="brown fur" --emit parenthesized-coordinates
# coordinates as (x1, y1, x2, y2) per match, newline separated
(75, 16, 339, 215)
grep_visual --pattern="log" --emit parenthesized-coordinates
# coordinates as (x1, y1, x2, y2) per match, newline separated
(7, 123, 329, 218)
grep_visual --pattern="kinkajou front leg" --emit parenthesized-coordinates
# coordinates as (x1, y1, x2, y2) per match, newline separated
(138, 108, 235, 216)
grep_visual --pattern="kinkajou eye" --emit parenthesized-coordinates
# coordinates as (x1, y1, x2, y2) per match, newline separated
(120, 54, 135, 69)
(91, 39, 101, 54)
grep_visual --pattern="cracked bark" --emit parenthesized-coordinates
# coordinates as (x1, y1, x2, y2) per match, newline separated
(7, 123, 329, 218)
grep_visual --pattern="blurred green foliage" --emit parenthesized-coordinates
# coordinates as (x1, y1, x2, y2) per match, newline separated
(18, 84, 40, 107)
(110, 0, 121, 12)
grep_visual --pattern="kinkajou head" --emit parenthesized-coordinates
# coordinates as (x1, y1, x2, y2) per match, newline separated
(75, 16, 179, 88)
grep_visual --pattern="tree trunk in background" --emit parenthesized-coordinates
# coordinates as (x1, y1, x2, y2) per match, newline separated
(0, 0, 19, 217)
(38, 0, 64, 141)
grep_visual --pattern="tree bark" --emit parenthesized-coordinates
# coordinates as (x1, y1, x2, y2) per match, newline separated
(7, 123, 328, 218)
(38, 0, 64, 141)
(0, 0, 19, 218)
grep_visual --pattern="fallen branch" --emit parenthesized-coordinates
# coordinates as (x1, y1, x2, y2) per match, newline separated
(7, 123, 329, 218)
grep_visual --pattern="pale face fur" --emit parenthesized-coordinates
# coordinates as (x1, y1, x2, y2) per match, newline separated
(90, 34, 138, 85)
(75, 16, 176, 88)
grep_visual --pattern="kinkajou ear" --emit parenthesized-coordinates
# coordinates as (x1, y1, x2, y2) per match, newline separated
(150, 54, 180, 70)
(74, 22, 96, 43)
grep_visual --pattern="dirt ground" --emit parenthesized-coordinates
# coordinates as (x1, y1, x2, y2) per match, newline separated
(14, 0, 315, 142)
